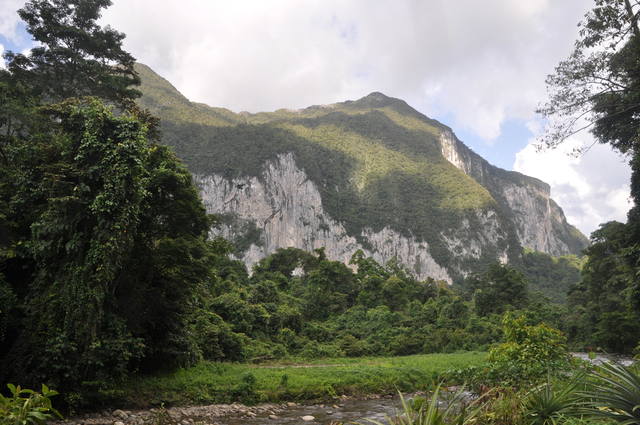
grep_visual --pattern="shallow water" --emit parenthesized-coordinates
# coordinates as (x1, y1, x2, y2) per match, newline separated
(223, 397, 400, 425)
(571, 352, 636, 367)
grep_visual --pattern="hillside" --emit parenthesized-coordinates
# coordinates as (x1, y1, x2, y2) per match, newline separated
(135, 63, 588, 282)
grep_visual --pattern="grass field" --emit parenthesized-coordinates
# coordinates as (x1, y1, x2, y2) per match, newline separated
(119, 352, 487, 408)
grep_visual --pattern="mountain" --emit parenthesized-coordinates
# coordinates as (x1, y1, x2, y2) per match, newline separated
(135, 63, 588, 283)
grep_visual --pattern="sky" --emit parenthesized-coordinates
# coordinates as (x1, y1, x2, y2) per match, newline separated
(0, 0, 633, 237)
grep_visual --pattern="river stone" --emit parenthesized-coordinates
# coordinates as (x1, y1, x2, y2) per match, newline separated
(113, 410, 128, 420)
(114, 421, 125, 425)
(269, 415, 278, 420)
(287, 402, 296, 407)
(302, 415, 315, 421)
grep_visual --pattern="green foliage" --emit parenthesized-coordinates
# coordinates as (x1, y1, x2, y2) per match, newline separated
(566, 222, 640, 353)
(579, 362, 640, 425)
(5, 0, 140, 108)
(487, 313, 570, 385)
(465, 264, 529, 316)
(0, 0, 230, 396)
(524, 377, 580, 425)
(360, 386, 484, 425)
(518, 250, 584, 304)
(474, 388, 525, 425)
(0, 384, 62, 425)
(540, 0, 640, 355)
(538, 0, 640, 154)
(0, 99, 224, 393)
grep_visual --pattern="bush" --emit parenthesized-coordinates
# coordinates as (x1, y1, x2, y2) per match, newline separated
(487, 313, 570, 385)
(579, 361, 640, 425)
(299, 341, 344, 358)
(0, 384, 61, 425)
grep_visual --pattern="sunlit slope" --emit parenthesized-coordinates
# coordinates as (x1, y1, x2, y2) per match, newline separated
(136, 64, 501, 255)
(135, 63, 586, 273)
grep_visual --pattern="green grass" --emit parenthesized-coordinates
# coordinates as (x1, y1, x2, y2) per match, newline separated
(119, 352, 487, 408)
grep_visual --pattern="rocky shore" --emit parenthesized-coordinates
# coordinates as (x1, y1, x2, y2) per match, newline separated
(48, 395, 393, 425)
(51, 402, 289, 425)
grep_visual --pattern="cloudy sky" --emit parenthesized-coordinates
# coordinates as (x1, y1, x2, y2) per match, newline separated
(0, 0, 632, 237)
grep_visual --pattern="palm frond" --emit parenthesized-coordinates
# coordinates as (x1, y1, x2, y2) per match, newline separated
(578, 362, 640, 425)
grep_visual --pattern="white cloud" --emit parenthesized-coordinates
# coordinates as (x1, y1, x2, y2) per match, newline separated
(0, 0, 24, 42)
(102, 0, 630, 234)
(102, 0, 593, 141)
(5, 1, 629, 235)
(0, 44, 4, 69)
(514, 132, 632, 236)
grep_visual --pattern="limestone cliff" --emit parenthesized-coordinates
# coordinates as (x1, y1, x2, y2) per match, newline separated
(438, 129, 587, 256)
(197, 153, 453, 281)
(135, 63, 588, 282)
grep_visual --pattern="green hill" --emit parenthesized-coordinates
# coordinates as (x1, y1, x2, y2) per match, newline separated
(134, 63, 588, 283)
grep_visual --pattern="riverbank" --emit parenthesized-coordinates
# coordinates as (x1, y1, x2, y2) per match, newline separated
(53, 394, 406, 425)
(114, 352, 486, 409)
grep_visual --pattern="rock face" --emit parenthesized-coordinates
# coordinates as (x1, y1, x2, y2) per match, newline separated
(438, 129, 586, 256)
(198, 153, 452, 282)
(134, 63, 588, 282)
(197, 147, 580, 282)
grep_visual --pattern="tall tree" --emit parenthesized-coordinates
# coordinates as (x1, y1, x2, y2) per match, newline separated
(0, 0, 226, 394)
(566, 221, 640, 352)
(465, 263, 529, 316)
(0, 99, 215, 390)
(540, 0, 640, 353)
(538, 0, 640, 153)
(4, 0, 140, 109)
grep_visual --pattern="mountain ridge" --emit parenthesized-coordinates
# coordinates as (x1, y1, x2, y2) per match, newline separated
(134, 63, 588, 282)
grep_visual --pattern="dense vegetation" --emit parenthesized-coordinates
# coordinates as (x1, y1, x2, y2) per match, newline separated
(1, 1, 639, 422)
(518, 250, 584, 303)
(539, 0, 640, 359)
(134, 64, 586, 278)
(0, 0, 218, 402)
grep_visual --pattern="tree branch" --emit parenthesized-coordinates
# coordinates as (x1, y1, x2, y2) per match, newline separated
(624, 0, 640, 38)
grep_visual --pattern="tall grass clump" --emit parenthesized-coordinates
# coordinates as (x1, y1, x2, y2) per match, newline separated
(524, 375, 582, 425)
(360, 386, 484, 425)
(579, 361, 640, 425)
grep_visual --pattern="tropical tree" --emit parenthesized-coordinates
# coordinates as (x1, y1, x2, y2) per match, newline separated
(0, 0, 228, 394)
(538, 0, 640, 153)
(465, 263, 529, 316)
(541, 0, 640, 353)
(0, 98, 216, 390)
(4, 0, 140, 109)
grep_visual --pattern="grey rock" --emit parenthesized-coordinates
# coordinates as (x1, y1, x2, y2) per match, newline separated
(301, 415, 315, 421)
(196, 133, 586, 282)
(112, 410, 128, 420)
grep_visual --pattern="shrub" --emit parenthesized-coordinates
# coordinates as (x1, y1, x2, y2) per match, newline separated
(487, 313, 570, 385)
(360, 386, 484, 425)
(0, 384, 61, 425)
(524, 376, 581, 425)
(578, 361, 640, 425)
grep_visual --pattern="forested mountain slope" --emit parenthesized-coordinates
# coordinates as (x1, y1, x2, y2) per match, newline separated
(135, 63, 588, 282)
